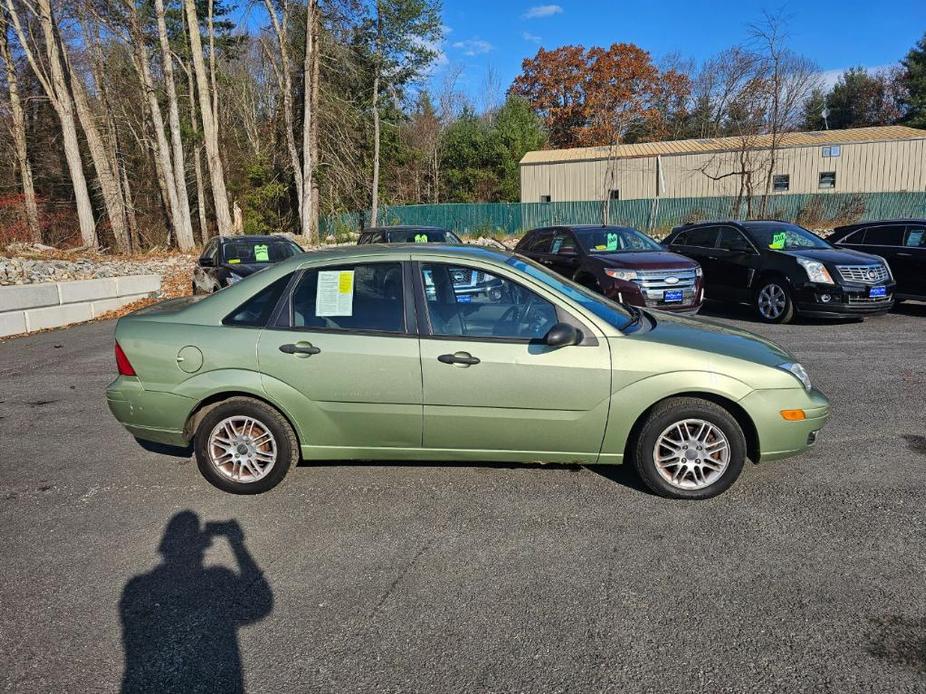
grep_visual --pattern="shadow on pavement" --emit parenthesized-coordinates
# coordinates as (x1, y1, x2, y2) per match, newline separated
(697, 300, 863, 326)
(119, 512, 272, 694)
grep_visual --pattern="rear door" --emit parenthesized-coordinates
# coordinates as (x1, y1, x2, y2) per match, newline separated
(713, 226, 760, 300)
(673, 227, 721, 296)
(899, 225, 926, 297)
(414, 259, 612, 462)
(858, 224, 907, 290)
(256, 260, 423, 454)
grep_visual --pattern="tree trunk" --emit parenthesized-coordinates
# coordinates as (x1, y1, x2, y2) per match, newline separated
(184, 60, 209, 242)
(120, 162, 140, 251)
(69, 68, 132, 252)
(154, 0, 195, 251)
(183, 0, 233, 234)
(299, 0, 317, 240)
(370, 71, 380, 227)
(0, 18, 40, 241)
(310, 4, 320, 238)
(6, 0, 98, 247)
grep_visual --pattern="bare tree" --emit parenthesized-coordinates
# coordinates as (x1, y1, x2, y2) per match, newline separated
(4, 0, 97, 247)
(0, 11, 39, 241)
(183, 0, 233, 234)
(301, 0, 318, 239)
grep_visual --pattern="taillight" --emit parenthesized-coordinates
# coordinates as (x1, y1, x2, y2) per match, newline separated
(115, 341, 137, 376)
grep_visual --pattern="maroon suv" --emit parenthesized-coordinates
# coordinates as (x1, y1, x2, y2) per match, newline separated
(515, 225, 703, 314)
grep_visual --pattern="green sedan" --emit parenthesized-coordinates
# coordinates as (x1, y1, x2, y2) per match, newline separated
(107, 244, 829, 499)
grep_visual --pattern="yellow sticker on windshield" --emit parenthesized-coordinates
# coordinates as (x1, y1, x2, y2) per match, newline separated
(227, 258, 241, 264)
(254, 244, 269, 261)
(769, 231, 786, 250)
(606, 232, 619, 251)
(595, 244, 607, 250)
(414, 233, 428, 243)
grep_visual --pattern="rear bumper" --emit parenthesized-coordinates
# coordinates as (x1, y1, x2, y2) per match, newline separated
(738, 386, 830, 462)
(793, 281, 894, 318)
(106, 377, 195, 447)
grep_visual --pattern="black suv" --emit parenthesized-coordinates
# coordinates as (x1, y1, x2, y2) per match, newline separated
(828, 219, 925, 302)
(515, 225, 703, 314)
(358, 225, 462, 244)
(194, 235, 303, 294)
(661, 220, 895, 323)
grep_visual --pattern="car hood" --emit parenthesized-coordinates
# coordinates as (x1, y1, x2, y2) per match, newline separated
(775, 247, 882, 265)
(222, 263, 268, 276)
(640, 310, 793, 368)
(597, 251, 698, 270)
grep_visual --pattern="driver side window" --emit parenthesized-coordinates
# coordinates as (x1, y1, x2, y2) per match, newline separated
(420, 263, 557, 340)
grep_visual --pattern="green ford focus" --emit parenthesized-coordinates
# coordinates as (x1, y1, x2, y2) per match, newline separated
(107, 244, 829, 499)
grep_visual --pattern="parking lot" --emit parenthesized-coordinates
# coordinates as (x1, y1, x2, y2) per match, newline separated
(1, 303, 925, 692)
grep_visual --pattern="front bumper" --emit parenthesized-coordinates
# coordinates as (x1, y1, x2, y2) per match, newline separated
(793, 281, 894, 318)
(605, 281, 703, 313)
(106, 376, 196, 447)
(739, 386, 830, 462)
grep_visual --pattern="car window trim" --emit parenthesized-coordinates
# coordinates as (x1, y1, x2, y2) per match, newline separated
(269, 261, 413, 337)
(411, 259, 597, 346)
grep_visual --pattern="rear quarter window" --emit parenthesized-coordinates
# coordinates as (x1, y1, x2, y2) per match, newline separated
(223, 274, 292, 327)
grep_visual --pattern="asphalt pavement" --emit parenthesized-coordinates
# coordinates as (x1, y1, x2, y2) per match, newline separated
(1, 302, 925, 693)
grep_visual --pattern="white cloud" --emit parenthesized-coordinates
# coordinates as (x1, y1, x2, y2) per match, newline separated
(522, 4, 563, 19)
(452, 38, 494, 56)
(522, 31, 542, 43)
(819, 63, 897, 89)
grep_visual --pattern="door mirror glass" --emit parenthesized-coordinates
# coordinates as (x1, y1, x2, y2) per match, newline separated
(544, 322, 579, 347)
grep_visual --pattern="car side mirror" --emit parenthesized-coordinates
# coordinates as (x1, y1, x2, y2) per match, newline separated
(544, 322, 580, 348)
(199, 257, 215, 267)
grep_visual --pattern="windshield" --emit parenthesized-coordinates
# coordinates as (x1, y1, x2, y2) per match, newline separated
(744, 222, 830, 250)
(222, 240, 300, 264)
(386, 229, 462, 244)
(506, 256, 632, 331)
(576, 227, 662, 253)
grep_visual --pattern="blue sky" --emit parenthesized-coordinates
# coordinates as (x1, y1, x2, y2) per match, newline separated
(432, 1, 926, 103)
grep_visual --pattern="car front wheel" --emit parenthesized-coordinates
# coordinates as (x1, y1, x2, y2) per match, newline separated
(754, 279, 794, 323)
(631, 397, 747, 500)
(193, 397, 299, 494)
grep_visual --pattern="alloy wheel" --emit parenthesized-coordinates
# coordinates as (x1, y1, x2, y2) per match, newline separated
(652, 418, 731, 490)
(757, 283, 787, 320)
(207, 416, 277, 483)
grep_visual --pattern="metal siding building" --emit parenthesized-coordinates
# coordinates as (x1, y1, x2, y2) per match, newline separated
(519, 126, 926, 203)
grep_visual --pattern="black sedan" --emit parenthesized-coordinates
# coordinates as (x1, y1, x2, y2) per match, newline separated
(193, 235, 303, 294)
(661, 220, 895, 323)
(828, 219, 926, 302)
(358, 225, 463, 244)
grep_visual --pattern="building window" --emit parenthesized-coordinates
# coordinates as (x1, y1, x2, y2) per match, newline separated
(819, 172, 836, 189)
(772, 175, 790, 192)
(539, 195, 551, 203)
(608, 189, 620, 201)
(822, 145, 841, 158)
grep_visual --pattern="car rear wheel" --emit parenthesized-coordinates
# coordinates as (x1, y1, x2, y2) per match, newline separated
(193, 397, 299, 494)
(631, 397, 747, 499)
(754, 279, 794, 324)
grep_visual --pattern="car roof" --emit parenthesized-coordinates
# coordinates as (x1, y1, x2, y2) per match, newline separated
(272, 242, 513, 271)
(217, 235, 295, 243)
(364, 225, 450, 232)
(527, 224, 637, 233)
(832, 218, 926, 233)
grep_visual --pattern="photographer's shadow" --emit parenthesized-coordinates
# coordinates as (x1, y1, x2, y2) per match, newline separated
(119, 511, 272, 694)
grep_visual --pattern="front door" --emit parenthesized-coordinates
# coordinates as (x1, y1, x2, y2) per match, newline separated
(673, 226, 721, 297)
(713, 226, 760, 300)
(415, 261, 612, 463)
(898, 225, 926, 296)
(256, 261, 423, 455)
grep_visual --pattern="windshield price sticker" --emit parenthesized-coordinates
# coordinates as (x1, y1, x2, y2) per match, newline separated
(253, 244, 270, 261)
(316, 270, 354, 316)
(769, 231, 787, 250)
(606, 232, 619, 251)
(414, 234, 429, 243)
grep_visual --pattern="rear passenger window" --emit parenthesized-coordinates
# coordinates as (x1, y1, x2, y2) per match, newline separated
(669, 231, 688, 246)
(223, 274, 292, 327)
(527, 230, 554, 253)
(717, 227, 753, 252)
(684, 227, 719, 248)
(290, 263, 404, 333)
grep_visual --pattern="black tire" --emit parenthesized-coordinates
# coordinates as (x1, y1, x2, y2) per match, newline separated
(193, 396, 299, 494)
(753, 277, 794, 324)
(631, 397, 747, 500)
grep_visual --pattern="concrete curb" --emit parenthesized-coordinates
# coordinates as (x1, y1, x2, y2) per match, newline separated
(0, 274, 160, 337)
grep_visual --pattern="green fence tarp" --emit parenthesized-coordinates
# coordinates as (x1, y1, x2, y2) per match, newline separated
(321, 192, 926, 237)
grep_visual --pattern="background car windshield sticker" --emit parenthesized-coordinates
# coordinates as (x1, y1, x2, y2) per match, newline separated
(606, 232, 619, 251)
(227, 258, 241, 264)
(769, 231, 787, 250)
(414, 233, 429, 243)
(253, 244, 270, 261)
(315, 270, 354, 316)
(551, 238, 563, 253)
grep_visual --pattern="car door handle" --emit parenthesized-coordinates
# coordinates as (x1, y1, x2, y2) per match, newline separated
(896, 252, 912, 257)
(437, 351, 480, 366)
(279, 342, 321, 356)
(707, 255, 719, 260)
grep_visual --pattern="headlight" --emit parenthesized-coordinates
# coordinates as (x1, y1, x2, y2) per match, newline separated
(778, 362, 812, 391)
(227, 272, 243, 285)
(796, 258, 834, 285)
(604, 268, 638, 281)
(694, 265, 703, 277)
